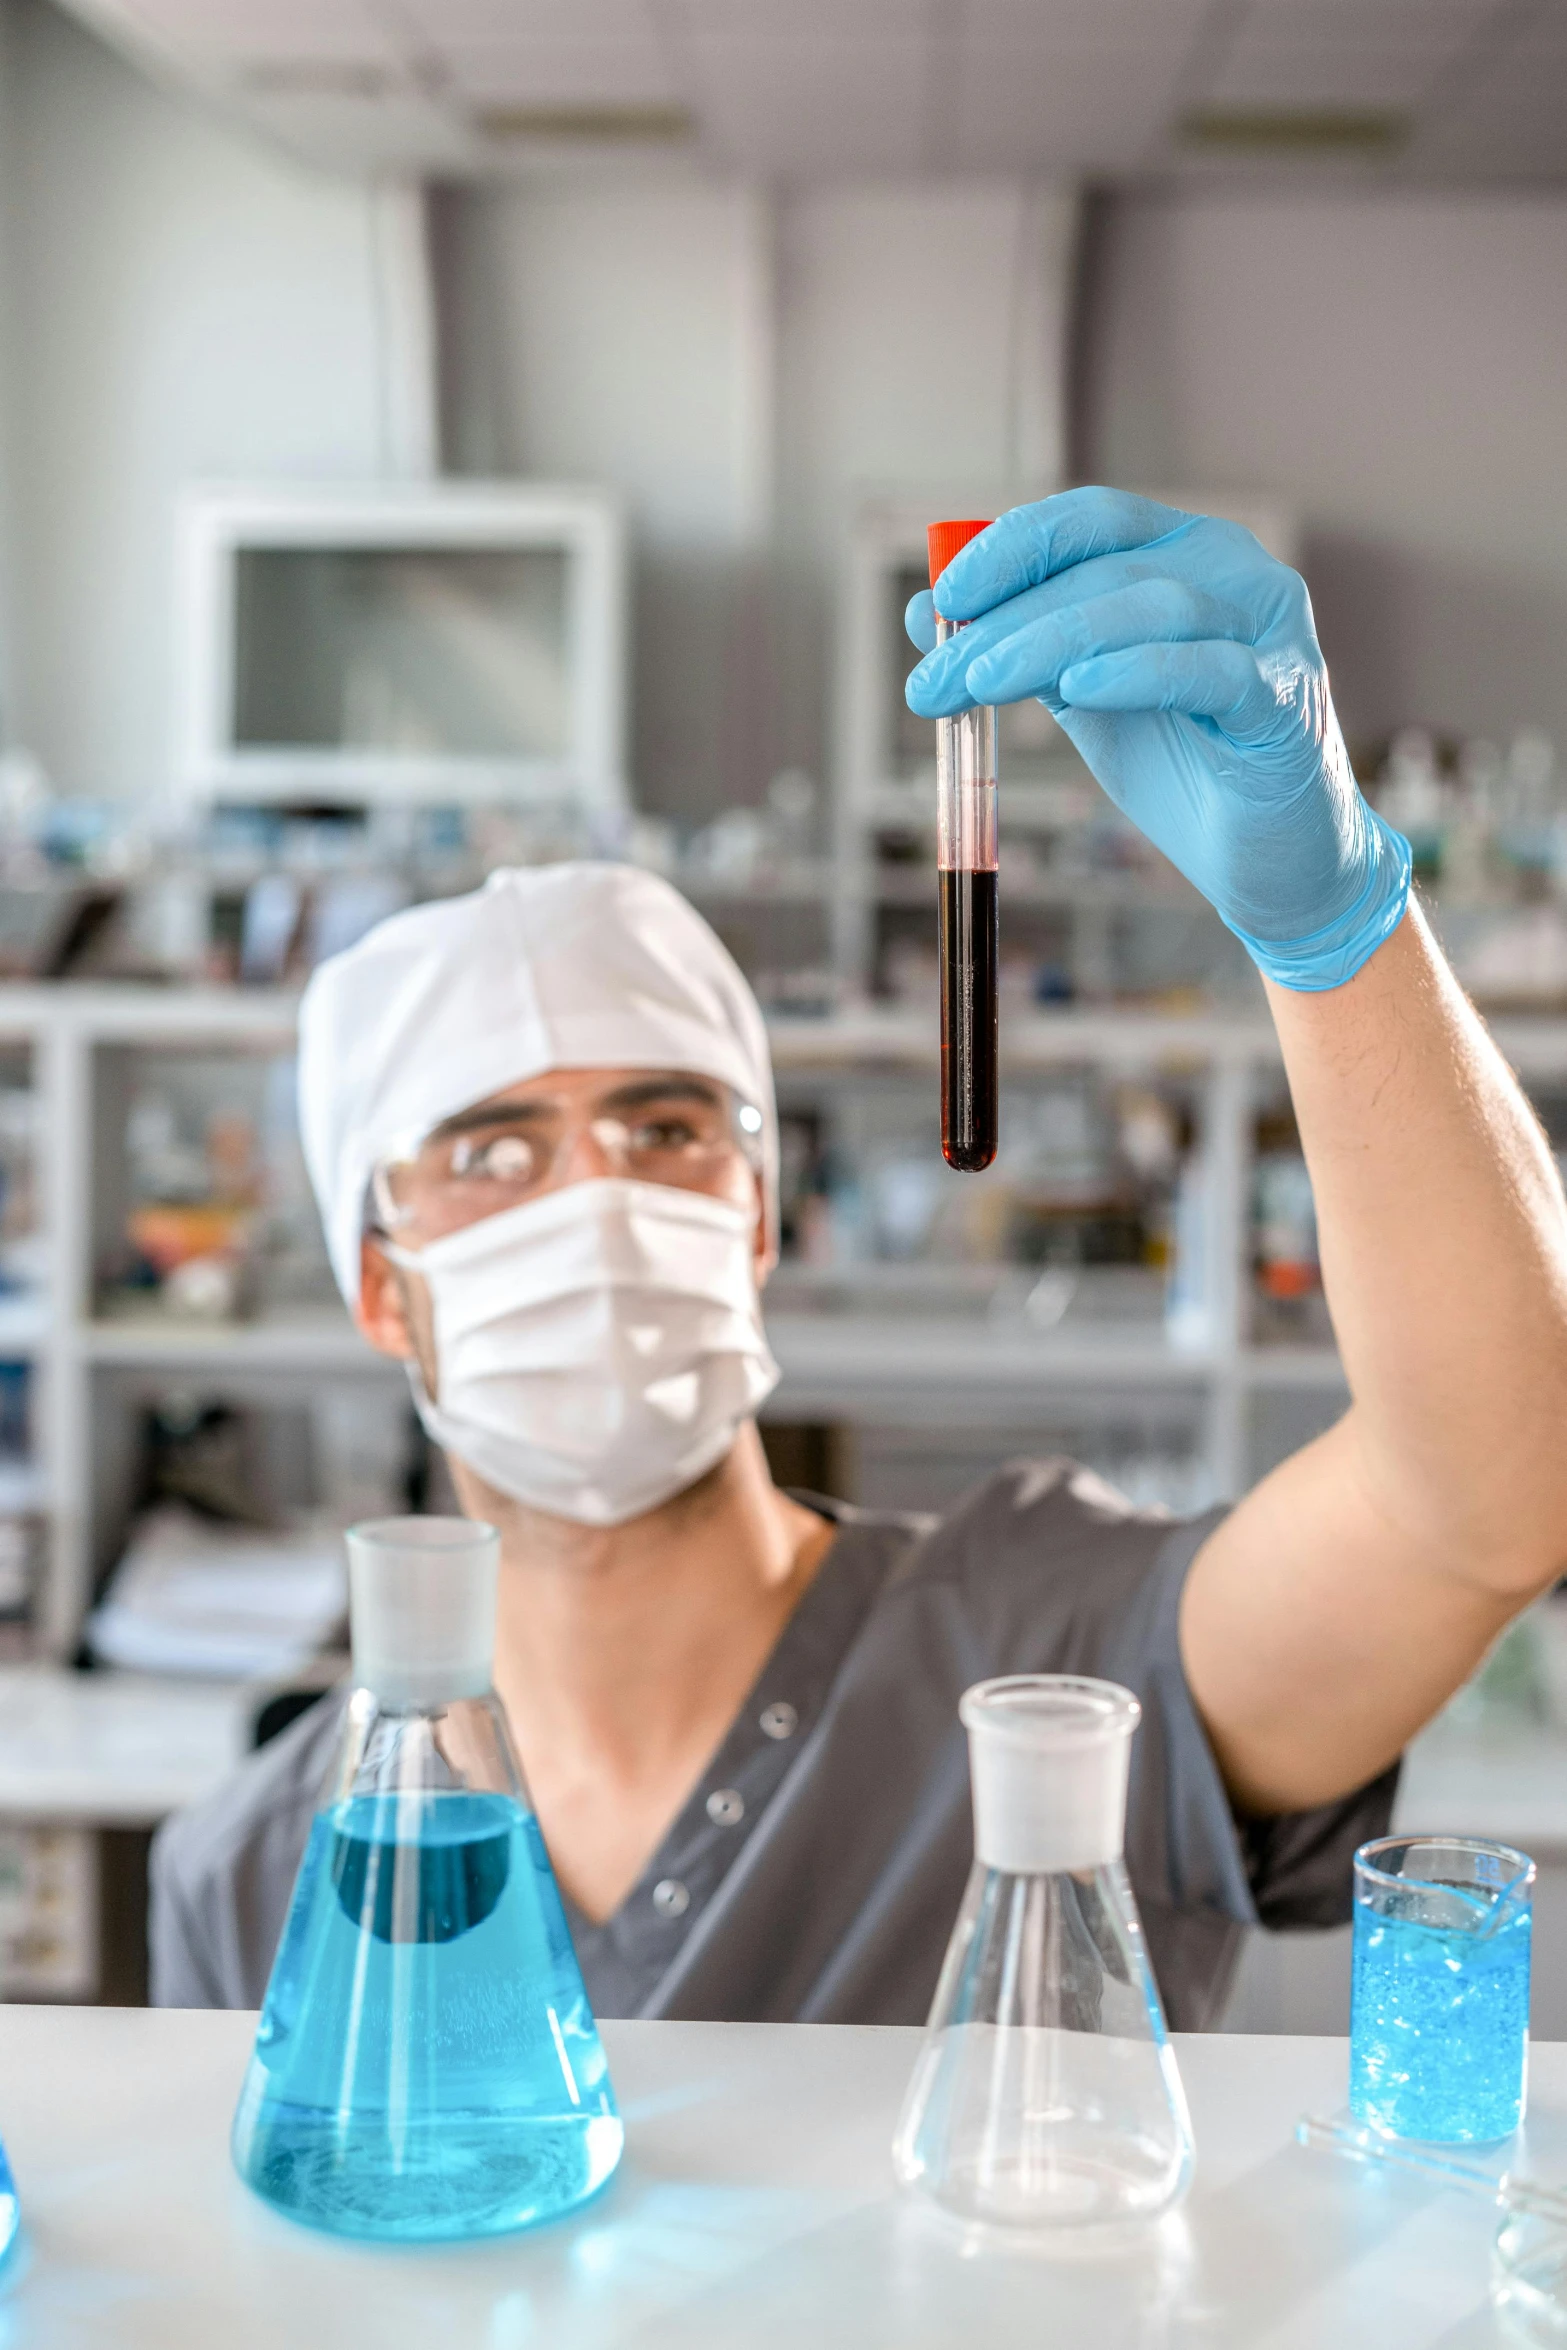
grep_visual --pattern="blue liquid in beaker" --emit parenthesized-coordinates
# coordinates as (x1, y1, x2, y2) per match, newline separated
(1350, 1896, 1531, 2143)
(232, 1789, 621, 2241)
(0, 2136, 19, 2272)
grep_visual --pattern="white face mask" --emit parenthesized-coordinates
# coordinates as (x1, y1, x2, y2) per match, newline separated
(386, 1177, 780, 1527)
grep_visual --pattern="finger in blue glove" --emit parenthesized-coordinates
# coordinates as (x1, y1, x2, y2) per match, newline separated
(903, 488, 1410, 993)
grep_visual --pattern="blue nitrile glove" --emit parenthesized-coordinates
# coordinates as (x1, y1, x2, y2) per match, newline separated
(905, 488, 1411, 991)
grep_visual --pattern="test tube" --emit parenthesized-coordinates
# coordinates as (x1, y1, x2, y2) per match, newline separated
(928, 519, 998, 1173)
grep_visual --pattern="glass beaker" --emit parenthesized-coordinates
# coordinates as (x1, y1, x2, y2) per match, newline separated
(893, 1674, 1193, 2242)
(1351, 1833, 1534, 2144)
(231, 1517, 622, 2242)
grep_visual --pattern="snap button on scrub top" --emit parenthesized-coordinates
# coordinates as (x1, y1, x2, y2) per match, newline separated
(706, 1789, 745, 1827)
(652, 1879, 690, 1919)
(759, 1701, 798, 1741)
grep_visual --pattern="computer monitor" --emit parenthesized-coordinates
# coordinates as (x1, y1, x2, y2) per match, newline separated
(173, 482, 628, 813)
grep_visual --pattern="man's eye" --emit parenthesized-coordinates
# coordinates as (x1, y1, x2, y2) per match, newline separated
(633, 1119, 699, 1151)
(454, 1134, 535, 1181)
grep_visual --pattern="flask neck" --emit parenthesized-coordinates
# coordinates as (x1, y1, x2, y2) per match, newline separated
(962, 1676, 1138, 1874)
(327, 1686, 529, 1813)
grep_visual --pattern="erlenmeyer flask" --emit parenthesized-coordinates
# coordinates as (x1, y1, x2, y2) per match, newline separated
(893, 1674, 1193, 2242)
(232, 1517, 622, 2242)
(0, 2132, 19, 2270)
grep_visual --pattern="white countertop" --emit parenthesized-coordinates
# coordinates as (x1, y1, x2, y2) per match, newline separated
(0, 2009, 1560, 2347)
(0, 1667, 251, 1825)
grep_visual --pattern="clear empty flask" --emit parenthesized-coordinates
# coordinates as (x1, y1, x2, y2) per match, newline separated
(893, 1675, 1193, 2243)
(232, 1518, 622, 2241)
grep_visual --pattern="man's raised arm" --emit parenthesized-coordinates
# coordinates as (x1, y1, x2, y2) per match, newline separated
(906, 487, 1567, 1814)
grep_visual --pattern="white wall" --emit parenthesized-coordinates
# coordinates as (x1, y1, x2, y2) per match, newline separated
(438, 176, 1074, 817)
(0, 2, 1077, 823)
(1, 0, 399, 803)
(437, 176, 780, 824)
(0, 0, 20, 747)
(1083, 188, 1567, 757)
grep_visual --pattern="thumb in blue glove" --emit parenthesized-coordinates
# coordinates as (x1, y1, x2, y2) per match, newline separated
(904, 488, 1410, 992)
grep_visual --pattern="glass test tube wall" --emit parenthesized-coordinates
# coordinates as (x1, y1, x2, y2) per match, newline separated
(929, 520, 999, 1172)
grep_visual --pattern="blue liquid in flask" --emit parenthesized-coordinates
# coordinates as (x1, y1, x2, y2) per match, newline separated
(0, 2135, 19, 2272)
(232, 1788, 622, 2241)
(1351, 1895, 1531, 2143)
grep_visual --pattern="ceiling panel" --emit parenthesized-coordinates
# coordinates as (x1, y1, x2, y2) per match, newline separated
(1238, 0, 1502, 32)
(394, 0, 661, 44)
(951, 48, 1188, 171)
(685, 33, 933, 173)
(439, 40, 679, 106)
(115, 0, 401, 56)
(240, 87, 479, 167)
(1411, 95, 1567, 178)
(49, 0, 1567, 184)
(957, 0, 1211, 36)
(661, 0, 936, 32)
(1205, 44, 1472, 109)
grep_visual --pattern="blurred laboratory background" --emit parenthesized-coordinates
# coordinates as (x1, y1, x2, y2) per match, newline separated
(0, 0, 1564, 2025)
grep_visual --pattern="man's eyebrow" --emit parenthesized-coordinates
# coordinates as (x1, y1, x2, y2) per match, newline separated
(428, 1098, 555, 1139)
(428, 1074, 722, 1140)
(597, 1076, 723, 1114)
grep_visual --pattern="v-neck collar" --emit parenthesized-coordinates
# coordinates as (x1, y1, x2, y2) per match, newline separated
(554, 1497, 919, 2013)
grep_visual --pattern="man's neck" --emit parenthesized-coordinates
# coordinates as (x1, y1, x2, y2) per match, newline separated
(446, 1424, 835, 1918)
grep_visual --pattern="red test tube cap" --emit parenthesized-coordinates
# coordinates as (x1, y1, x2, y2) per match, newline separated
(927, 518, 992, 591)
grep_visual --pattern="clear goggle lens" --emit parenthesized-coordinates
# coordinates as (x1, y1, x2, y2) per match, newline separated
(371, 1080, 764, 1234)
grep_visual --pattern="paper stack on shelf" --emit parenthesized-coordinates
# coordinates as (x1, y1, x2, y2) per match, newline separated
(86, 1504, 347, 1679)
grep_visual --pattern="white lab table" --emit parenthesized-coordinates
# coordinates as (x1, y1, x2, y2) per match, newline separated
(0, 2009, 1559, 2347)
(0, 1667, 250, 1825)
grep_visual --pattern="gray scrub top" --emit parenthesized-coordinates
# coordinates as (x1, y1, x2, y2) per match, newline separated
(149, 1462, 1397, 2030)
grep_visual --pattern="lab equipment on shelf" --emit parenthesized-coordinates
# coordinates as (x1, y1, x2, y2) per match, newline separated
(892, 1673, 1193, 2240)
(929, 520, 999, 1172)
(231, 1516, 622, 2242)
(1350, 1834, 1534, 2144)
(86, 1505, 348, 1679)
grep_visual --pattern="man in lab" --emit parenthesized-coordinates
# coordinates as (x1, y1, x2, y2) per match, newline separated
(151, 490, 1567, 2027)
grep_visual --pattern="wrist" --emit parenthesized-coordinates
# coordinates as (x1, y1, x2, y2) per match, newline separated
(1227, 809, 1412, 993)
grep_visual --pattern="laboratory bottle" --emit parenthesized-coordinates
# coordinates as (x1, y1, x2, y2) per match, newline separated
(893, 1673, 1193, 2242)
(928, 517, 999, 1174)
(231, 1516, 622, 2242)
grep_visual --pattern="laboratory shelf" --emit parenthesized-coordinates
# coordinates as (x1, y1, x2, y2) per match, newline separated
(768, 1312, 1216, 1407)
(1399, 1720, 1567, 1854)
(82, 1310, 379, 1371)
(1, 978, 1563, 1657)
(859, 774, 1098, 832)
(1239, 1346, 1349, 1390)
(0, 1297, 47, 1354)
(765, 1006, 1279, 1071)
(0, 1663, 251, 1825)
(869, 865, 1200, 913)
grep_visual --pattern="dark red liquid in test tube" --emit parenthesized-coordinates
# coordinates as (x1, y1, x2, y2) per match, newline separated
(928, 520, 999, 1173)
(939, 867, 998, 1171)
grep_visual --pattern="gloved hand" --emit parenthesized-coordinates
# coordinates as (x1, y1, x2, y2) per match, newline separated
(905, 488, 1410, 991)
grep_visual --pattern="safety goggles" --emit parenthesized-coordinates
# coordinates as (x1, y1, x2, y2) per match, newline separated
(369, 1071, 765, 1240)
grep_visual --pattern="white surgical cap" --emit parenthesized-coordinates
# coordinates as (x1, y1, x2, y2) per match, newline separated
(297, 863, 778, 1306)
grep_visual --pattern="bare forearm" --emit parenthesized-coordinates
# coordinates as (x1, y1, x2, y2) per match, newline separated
(1266, 901, 1567, 1592)
(1183, 905, 1567, 1815)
